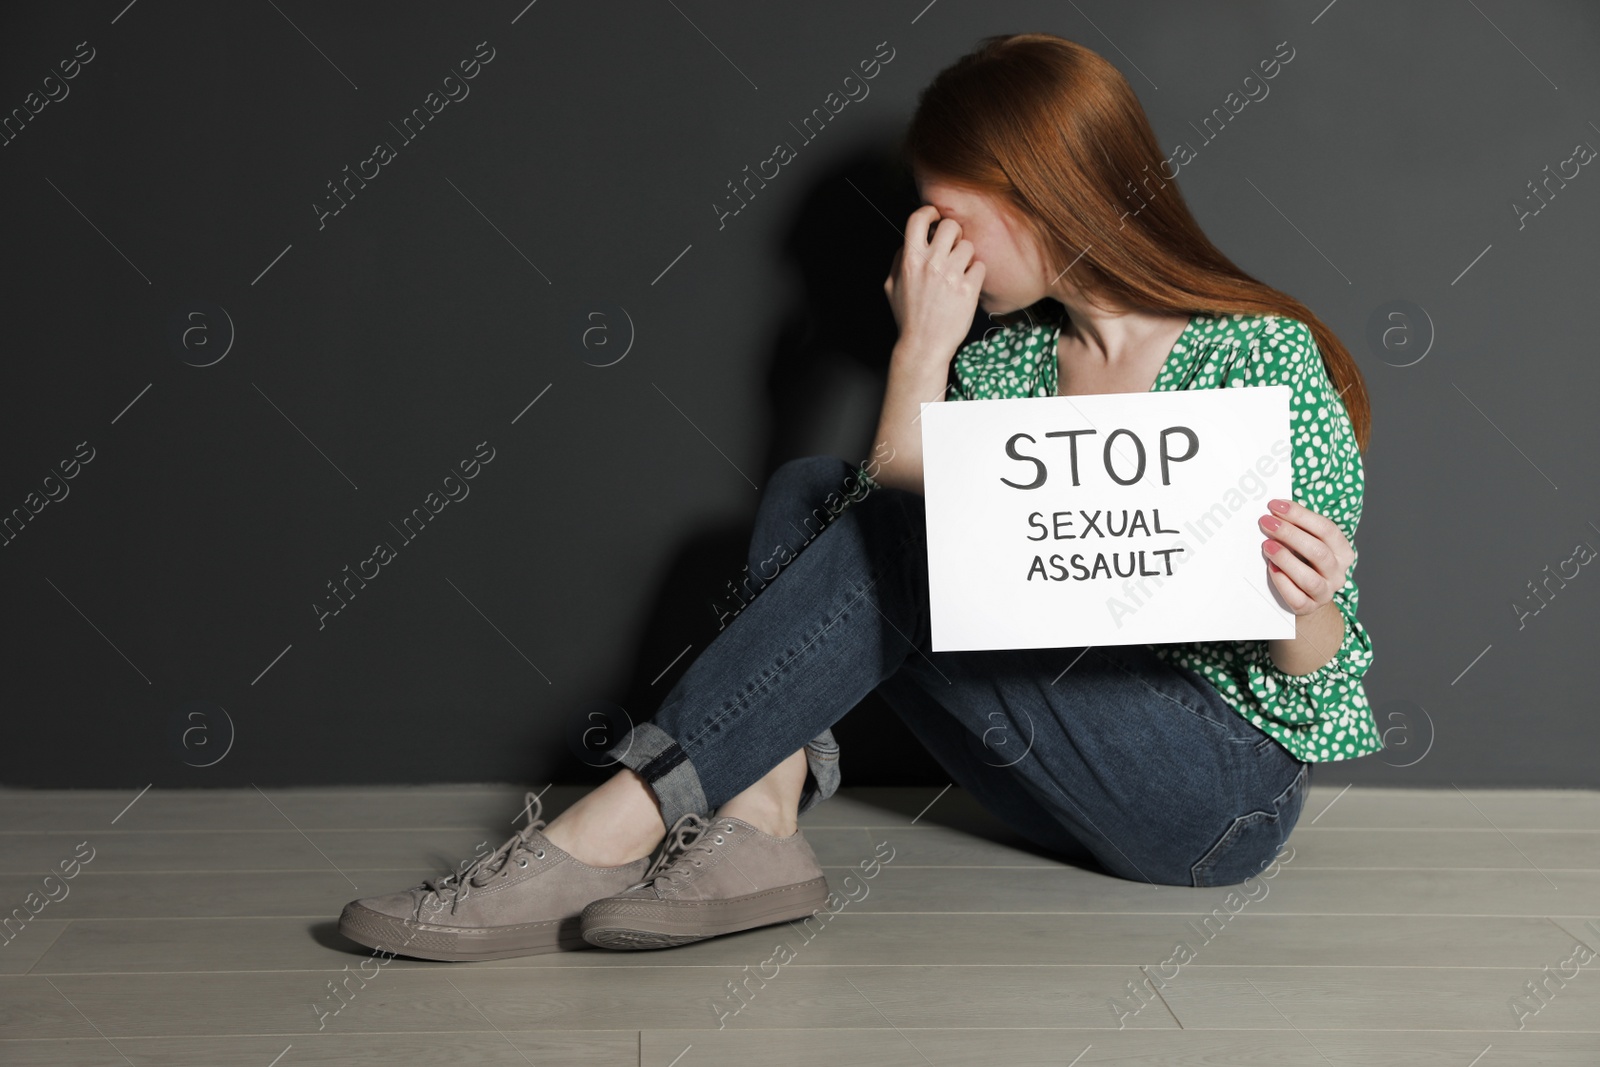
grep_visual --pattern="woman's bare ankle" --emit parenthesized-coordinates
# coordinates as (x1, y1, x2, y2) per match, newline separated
(717, 748, 808, 838)
(717, 796, 799, 838)
(542, 769, 667, 867)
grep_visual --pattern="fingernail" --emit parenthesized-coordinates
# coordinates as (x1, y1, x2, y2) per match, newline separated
(1269, 499, 1290, 513)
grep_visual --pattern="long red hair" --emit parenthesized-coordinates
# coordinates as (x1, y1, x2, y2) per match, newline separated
(902, 32, 1371, 452)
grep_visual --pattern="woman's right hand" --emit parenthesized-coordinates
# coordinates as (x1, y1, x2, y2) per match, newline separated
(883, 205, 986, 366)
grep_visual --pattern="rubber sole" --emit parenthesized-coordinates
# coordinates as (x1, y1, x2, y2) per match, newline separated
(580, 876, 832, 950)
(337, 901, 589, 962)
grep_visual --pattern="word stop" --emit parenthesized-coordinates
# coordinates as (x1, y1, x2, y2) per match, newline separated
(999, 426, 1200, 490)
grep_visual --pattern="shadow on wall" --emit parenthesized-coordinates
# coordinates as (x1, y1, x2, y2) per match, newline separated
(548, 149, 982, 790)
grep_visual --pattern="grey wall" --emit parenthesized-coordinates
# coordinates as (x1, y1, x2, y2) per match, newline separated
(2, 1, 1596, 791)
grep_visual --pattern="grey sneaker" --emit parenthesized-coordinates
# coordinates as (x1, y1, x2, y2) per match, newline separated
(337, 790, 650, 961)
(580, 812, 831, 950)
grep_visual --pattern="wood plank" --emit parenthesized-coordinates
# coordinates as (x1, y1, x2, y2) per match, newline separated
(810, 785, 1600, 833)
(0, 1030, 638, 1066)
(28, 911, 1588, 976)
(776, 912, 1587, 970)
(641, 1028, 1600, 1066)
(1297, 787, 1600, 830)
(18, 913, 928, 975)
(0, 977, 105, 1040)
(0, 831, 355, 874)
(0, 785, 556, 833)
(6, 785, 1596, 834)
(830, 864, 1600, 917)
(262, 786, 580, 830)
(1511, 830, 1600, 870)
(0, 790, 279, 832)
(6, 783, 1593, 831)
(0, 920, 68, 975)
(6, 863, 1594, 922)
(1297, 825, 1600, 872)
(29, 917, 392, 975)
(9, 912, 1207, 975)
(0, 965, 1176, 1039)
(1158, 965, 1600, 1032)
(1148, 913, 1587, 969)
(0, 824, 1059, 874)
(4, 1027, 1596, 1067)
(801, 787, 1020, 835)
(5, 822, 1592, 878)
(0, 871, 365, 919)
(0, 972, 490, 1038)
(803, 824, 1060, 868)
(818, 822, 1600, 871)
(1209, 866, 1599, 917)
(443, 964, 1180, 1032)
(7, 962, 1599, 1041)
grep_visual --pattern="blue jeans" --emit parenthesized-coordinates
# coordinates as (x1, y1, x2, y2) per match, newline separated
(605, 455, 1310, 888)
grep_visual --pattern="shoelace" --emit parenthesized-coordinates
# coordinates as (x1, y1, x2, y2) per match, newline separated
(417, 789, 549, 917)
(633, 812, 736, 892)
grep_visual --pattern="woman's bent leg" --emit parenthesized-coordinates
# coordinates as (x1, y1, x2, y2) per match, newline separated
(733, 455, 873, 815)
(882, 640, 1312, 887)
(872, 670, 1099, 865)
(603, 455, 929, 829)
(548, 456, 874, 862)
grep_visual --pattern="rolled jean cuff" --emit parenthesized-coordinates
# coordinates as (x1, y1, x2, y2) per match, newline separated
(604, 721, 709, 830)
(798, 728, 841, 816)
(604, 721, 842, 827)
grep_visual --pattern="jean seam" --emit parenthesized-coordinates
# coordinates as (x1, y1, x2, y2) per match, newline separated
(681, 521, 925, 755)
(1273, 761, 1310, 811)
(1191, 761, 1307, 886)
(1191, 808, 1279, 885)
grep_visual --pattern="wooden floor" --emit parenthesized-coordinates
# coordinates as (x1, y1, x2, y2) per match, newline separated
(1, 782, 1596, 1065)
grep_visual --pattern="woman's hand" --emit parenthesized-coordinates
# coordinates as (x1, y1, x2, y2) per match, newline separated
(1258, 498, 1354, 614)
(883, 204, 986, 364)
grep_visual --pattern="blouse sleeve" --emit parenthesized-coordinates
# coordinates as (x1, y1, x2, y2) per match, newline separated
(1242, 579, 1374, 728)
(853, 460, 884, 493)
(1228, 317, 1375, 731)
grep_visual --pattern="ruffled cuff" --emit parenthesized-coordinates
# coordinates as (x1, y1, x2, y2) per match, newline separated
(1243, 591, 1374, 727)
(853, 459, 884, 494)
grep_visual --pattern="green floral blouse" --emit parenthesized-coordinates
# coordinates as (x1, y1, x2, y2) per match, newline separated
(862, 300, 1379, 763)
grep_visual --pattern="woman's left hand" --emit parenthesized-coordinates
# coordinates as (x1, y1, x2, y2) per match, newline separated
(1258, 498, 1354, 615)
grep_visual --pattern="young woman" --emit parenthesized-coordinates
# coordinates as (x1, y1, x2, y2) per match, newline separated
(339, 32, 1376, 962)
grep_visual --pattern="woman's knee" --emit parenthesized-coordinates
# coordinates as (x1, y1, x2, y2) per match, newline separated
(767, 454, 855, 502)
(749, 455, 855, 563)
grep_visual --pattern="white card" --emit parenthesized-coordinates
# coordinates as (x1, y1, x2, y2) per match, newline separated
(920, 386, 1296, 651)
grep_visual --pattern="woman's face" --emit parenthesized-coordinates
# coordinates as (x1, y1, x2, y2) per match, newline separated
(914, 171, 1052, 315)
